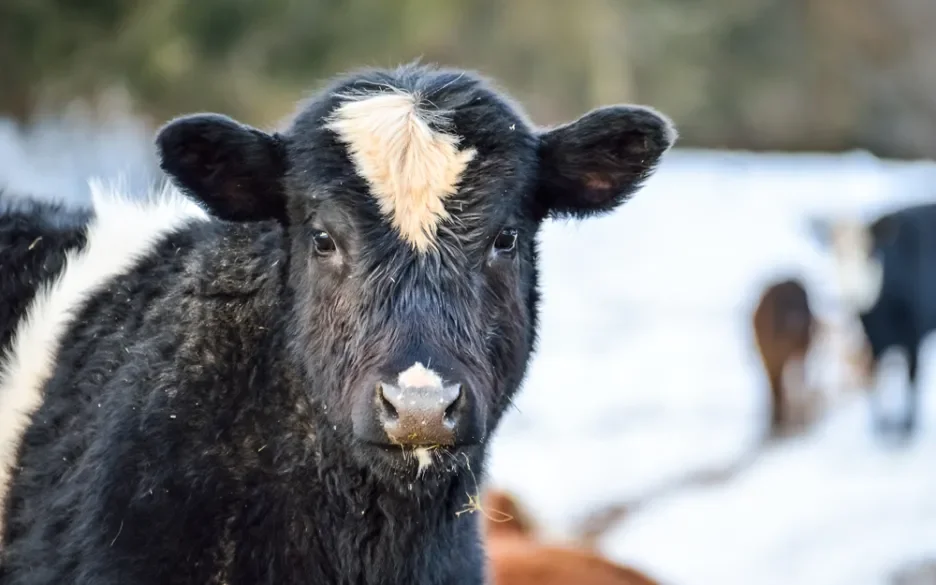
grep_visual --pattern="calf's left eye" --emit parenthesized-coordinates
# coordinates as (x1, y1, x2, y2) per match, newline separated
(493, 228, 518, 253)
(312, 230, 337, 255)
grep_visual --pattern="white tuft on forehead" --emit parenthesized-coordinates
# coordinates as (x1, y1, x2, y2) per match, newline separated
(324, 90, 477, 253)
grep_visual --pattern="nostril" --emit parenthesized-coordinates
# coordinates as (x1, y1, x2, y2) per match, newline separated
(443, 384, 463, 422)
(376, 383, 398, 420)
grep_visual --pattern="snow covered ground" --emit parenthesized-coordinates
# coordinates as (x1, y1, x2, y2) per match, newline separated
(0, 104, 160, 207)
(3, 116, 936, 585)
(486, 148, 936, 585)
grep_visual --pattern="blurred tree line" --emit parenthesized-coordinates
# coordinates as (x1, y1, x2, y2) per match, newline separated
(2, 0, 936, 159)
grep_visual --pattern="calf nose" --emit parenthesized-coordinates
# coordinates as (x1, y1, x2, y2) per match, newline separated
(376, 370, 464, 447)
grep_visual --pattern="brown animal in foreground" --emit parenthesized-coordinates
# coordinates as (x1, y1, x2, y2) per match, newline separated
(481, 489, 663, 585)
(752, 278, 817, 437)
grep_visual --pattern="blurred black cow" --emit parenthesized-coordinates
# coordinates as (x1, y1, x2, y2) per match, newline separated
(811, 202, 936, 441)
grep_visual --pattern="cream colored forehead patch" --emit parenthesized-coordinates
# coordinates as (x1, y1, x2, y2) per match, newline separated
(324, 90, 477, 252)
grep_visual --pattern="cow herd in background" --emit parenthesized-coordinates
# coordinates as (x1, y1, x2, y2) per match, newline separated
(750, 202, 936, 443)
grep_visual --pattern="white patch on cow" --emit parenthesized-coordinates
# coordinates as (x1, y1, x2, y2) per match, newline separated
(324, 90, 477, 253)
(397, 362, 444, 389)
(414, 447, 434, 477)
(780, 354, 821, 428)
(0, 179, 209, 539)
(829, 221, 884, 313)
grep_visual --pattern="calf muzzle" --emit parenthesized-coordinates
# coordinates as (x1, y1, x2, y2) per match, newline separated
(376, 380, 463, 446)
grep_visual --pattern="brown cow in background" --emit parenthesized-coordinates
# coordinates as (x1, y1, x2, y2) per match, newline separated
(481, 489, 664, 585)
(752, 278, 818, 437)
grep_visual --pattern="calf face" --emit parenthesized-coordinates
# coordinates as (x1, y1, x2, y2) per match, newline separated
(156, 63, 675, 482)
(808, 214, 899, 314)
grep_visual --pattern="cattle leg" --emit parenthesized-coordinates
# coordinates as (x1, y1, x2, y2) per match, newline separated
(868, 365, 889, 435)
(868, 344, 919, 441)
(769, 369, 787, 437)
(899, 345, 920, 440)
(865, 340, 896, 437)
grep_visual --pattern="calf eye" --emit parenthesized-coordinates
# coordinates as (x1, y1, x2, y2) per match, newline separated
(312, 230, 336, 255)
(493, 228, 518, 254)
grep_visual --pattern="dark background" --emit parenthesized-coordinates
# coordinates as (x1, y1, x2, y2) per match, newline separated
(4, 0, 936, 159)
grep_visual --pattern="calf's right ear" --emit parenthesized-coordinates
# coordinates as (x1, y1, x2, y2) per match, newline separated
(156, 113, 288, 223)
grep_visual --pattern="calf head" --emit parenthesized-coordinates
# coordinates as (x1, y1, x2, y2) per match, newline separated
(808, 214, 899, 314)
(156, 63, 675, 485)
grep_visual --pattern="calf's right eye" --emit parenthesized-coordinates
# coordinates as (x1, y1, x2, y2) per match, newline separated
(493, 228, 518, 254)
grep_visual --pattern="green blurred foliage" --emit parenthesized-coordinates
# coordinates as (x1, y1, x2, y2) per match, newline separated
(2, 0, 936, 158)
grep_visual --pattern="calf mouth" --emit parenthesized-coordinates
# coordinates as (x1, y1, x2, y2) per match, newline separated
(359, 439, 483, 479)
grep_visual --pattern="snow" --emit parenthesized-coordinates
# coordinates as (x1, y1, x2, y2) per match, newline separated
(486, 147, 936, 585)
(4, 115, 936, 585)
(0, 103, 160, 208)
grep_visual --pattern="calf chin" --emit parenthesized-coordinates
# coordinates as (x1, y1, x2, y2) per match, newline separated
(347, 435, 487, 491)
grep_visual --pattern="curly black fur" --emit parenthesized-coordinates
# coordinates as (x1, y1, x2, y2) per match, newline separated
(0, 192, 91, 354)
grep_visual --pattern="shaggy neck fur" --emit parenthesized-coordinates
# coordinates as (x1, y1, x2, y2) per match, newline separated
(177, 311, 491, 582)
(324, 90, 477, 253)
(0, 181, 209, 540)
(278, 407, 487, 582)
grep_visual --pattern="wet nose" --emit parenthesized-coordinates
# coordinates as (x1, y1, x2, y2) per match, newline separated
(375, 372, 464, 447)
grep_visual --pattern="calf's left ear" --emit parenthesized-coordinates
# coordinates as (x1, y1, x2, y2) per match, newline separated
(535, 105, 676, 220)
(156, 113, 288, 223)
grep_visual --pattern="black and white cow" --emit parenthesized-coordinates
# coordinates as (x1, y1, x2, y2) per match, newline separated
(0, 63, 676, 585)
(811, 202, 936, 441)
(0, 191, 91, 354)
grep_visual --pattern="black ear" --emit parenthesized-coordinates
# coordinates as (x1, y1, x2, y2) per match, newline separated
(155, 113, 288, 223)
(534, 105, 676, 220)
